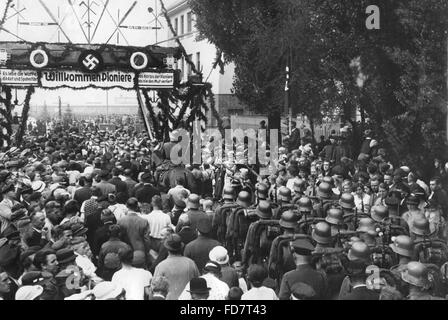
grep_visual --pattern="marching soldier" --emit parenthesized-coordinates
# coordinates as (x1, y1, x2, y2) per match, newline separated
(212, 186, 238, 245)
(312, 222, 345, 299)
(242, 201, 279, 267)
(401, 262, 444, 300)
(226, 191, 255, 261)
(272, 186, 295, 219)
(268, 211, 299, 285)
(313, 182, 334, 218)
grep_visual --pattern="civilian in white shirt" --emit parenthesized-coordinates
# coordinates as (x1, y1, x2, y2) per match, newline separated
(242, 264, 278, 300)
(142, 195, 173, 252)
(179, 261, 230, 300)
(111, 247, 152, 300)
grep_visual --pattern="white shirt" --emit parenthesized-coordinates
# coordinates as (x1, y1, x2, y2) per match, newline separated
(353, 193, 371, 214)
(108, 204, 128, 222)
(111, 266, 152, 300)
(178, 273, 230, 300)
(142, 210, 172, 239)
(241, 286, 278, 300)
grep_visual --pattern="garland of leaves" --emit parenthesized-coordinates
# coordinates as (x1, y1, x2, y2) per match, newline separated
(15, 86, 35, 147)
(159, 0, 224, 133)
(0, 86, 13, 149)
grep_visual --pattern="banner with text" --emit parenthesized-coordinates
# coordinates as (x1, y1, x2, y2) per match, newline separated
(0, 69, 39, 86)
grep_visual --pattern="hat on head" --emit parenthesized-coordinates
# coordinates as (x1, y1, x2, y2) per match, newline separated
(187, 194, 201, 209)
(21, 271, 51, 286)
(93, 281, 124, 300)
(312, 222, 332, 244)
(279, 210, 299, 229)
(278, 187, 292, 202)
(339, 193, 355, 209)
(325, 208, 344, 225)
(56, 248, 77, 264)
(356, 218, 376, 234)
(348, 241, 371, 262)
(209, 246, 229, 265)
(389, 235, 414, 258)
(15, 285, 44, 300)
(203, 261, 221, 273)
(236, 191, 251, 208)
(197, 216, 212, 235)
(222, 186, 235, 200)
(163, 234, 184, 252)
(371, 205, 388, 223)
(187, 278, 210, 295)
(291, 238, 315, 256)
(255, 200, 272, 219)
(410, 216, 435, 236)
(297, 197, 312, 212)
(401, 261, 430, 288)
(290, 282, 317, 300)
(71, 223, 88, 237)
(317, 182, 332, 199)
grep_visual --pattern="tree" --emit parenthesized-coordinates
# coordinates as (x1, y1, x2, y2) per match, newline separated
(190, 0, 448, 176)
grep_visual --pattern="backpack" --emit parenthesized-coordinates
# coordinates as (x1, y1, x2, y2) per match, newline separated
(415, 239, 448, 267)
(213, 202, 238, 243)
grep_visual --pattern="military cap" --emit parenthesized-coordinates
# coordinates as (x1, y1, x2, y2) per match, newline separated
(291, 238, 314, 256)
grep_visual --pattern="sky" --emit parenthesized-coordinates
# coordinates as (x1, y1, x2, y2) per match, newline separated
(0, 0, 178, 109)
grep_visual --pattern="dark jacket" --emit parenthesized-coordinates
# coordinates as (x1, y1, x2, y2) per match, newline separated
(340, 285, 379, 300)
(221, 265, 239, 288)
(118, 212, 149, 253)
(92, 222, 115, 257)
(278, 264, 328, 300)
(74, 186, 92, 205)
(108, 177, 128, 194)
(183, 235, 221, 273)
(135, 183, 160, 204)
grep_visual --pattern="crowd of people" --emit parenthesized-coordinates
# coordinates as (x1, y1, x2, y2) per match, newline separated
(0, 118, 447, 300)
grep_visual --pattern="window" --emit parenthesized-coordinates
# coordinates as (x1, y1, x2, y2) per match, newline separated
(187, 12, 192, 33)
(187, 54, 193, 77)
(180, 15, 184, 34)
(196, 52, 201, 71)
(174, 18, 178, 36)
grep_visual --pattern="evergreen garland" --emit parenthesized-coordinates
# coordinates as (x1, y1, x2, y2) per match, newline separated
(16, 86, 35, 146)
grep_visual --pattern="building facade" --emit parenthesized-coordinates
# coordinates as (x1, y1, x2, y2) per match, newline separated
(158, 0, 257, 127)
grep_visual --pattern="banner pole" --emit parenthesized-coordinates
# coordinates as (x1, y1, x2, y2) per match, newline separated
(135, 86, 154, 140)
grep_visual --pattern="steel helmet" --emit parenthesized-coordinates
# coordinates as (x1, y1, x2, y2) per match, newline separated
(279, 210, 299, 229)
(278, 186, 292, 202)
(371, 205, 389, 223)
(325, 208, 344, 225)
(236, 191, 252, 208)
(222, 186, 235, 201)
(389, 235, 414, 258)
(255, 200, 272, 219)
(347, 241, 371, 262)
(339, 193, 355, 209)
(312, 222, 332, 244)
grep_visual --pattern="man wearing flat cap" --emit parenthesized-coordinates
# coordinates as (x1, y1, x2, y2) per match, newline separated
(278, 238, 328, 300)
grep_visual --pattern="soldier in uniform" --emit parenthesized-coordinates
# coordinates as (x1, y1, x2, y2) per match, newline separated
(212, 186, 238, 245)
(338, 241, 372, 299)
(312, 222, 345, 299)
(296, 197, 314, 234)
(226, 191, 254, 261)
(401, 262, 444, 300)
(278, 238, 328, 300)
(268, 211, 299, 285)
(272, 186, 295, 220)
(242, 200, 277, 267)
(313, 182, 334, 218)
(402, 195, 425, 230)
